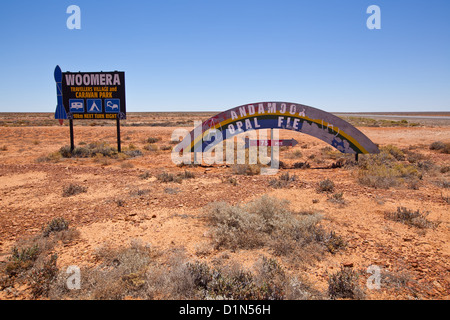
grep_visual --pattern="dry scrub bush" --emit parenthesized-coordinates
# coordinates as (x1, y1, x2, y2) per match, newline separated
(269, 172, 298, 189)
(129, 188, 150, 197)
(157, 172, 182, 183)
(285, 149, 303, 159)
(42, 217, 69, 237)
(50, 240, 155, 300)
(204, 196, 346, 258)
(317, 178, 335, 193)
(293, 161, 310, 169)
(146, 137, 161, 144)
(385, 207, 440, 229)
(327, 192, 346, 205)
(144, 144, 158, 152)
(328, 267, 365, 300)
(36, 152, 62, 163)
(62, 183, 87, 197)
(139, 170, 151, 180)
(2, 218, 79, 298)
(357, 148, 421, 189)
(430, 141, 450, 154)
(59, 141, 143, 159)
(49, 243, 324, 300)
(231, 164, 261, 176)
(157, 170, 194, 183)
(382, 145, 405, 161)
(155, 255, 322, 300)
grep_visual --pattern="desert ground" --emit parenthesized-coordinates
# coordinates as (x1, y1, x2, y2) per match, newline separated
(0, 112, 449, 300)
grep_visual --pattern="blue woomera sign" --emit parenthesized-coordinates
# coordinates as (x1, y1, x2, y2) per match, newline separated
(54, 65, 126, 120)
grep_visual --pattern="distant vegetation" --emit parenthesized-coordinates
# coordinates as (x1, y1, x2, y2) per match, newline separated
(341, 117, 420, 128)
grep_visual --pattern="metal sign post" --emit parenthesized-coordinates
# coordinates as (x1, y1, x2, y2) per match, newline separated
(69, 119, 75, 152)
(116, 118, 121, 153)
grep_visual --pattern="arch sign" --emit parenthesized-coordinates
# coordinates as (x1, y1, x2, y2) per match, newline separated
(174, 101, 379, 156)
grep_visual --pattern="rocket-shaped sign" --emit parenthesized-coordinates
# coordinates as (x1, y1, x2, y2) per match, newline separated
(54, 65, 67, 125)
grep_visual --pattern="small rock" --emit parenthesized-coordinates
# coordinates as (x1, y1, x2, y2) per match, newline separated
(152, 215, 156, 219)
(433, 281, 443, 290)
(343, 262, 354, 268)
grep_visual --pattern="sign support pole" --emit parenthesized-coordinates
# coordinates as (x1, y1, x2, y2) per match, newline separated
(69, 119, 75, 152)
(270, 128, 275, 168)
(116, 117, 121, 153)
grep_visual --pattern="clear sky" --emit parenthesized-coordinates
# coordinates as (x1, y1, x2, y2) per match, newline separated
(0, 0, 449, 113)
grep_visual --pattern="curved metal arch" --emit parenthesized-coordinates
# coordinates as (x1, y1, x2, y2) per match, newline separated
(175, 102, 379, 155)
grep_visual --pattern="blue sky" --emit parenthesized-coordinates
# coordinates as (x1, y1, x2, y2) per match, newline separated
(0, 0, 449, 113)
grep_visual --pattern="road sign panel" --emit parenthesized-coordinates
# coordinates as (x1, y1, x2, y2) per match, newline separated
(61, 70, 126, 119)
(105, 99, 120, 113)
(69, 99, 84, 113)
(87, 99, 102, 113)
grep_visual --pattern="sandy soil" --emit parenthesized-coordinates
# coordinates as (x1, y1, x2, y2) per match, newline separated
(0, 119, 449, 300)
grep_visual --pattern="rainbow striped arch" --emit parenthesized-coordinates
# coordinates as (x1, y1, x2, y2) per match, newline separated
(174, 102, 380, 155)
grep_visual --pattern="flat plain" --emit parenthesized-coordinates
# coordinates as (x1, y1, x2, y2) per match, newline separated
(0, 112, 449, 300)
